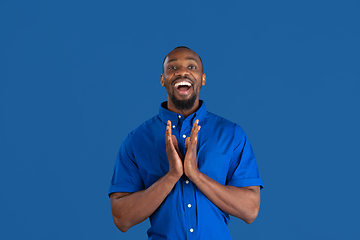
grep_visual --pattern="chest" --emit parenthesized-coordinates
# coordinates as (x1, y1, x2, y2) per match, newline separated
(132, 123, 235, 188)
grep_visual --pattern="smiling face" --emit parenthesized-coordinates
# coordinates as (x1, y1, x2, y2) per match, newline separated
(161, 48, 206, 116)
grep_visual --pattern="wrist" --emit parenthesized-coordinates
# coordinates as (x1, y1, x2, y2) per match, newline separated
(186, 169, 202, 183)
(166, 170, 182, 182)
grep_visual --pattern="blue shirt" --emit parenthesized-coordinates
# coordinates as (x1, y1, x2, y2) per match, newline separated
(109, 101, 263, 240)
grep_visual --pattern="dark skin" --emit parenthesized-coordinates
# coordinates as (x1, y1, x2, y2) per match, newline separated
(110, 48, 261, 232)
(160, 48, 206, 117)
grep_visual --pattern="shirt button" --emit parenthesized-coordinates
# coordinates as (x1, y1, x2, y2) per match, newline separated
(172, 125, 175, 128)
(182, 134, 186, 138)
(185, 180, 189, 184)
(178, 115, 181, 118)
(188, 204, 192, 208)
(190, 228, 194, 233)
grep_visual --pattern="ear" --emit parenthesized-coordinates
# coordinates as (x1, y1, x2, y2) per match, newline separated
(201, 73, 206, 86)
(160, 74, 165, 86)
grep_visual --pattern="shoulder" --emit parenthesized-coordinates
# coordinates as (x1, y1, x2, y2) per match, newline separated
(204, 111, 248, 151)
(125, 115, 162, 140)
(200, 111, 248, 155)
(205, 111, 246, 136)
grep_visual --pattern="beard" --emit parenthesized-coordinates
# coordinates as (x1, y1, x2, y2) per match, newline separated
(170, 92, 197, 111)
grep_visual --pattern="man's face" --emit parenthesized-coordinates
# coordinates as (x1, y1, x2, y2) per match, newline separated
(161, 48, 206, 111)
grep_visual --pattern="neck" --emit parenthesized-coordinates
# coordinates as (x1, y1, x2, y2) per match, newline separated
(166, 98, 200, 118)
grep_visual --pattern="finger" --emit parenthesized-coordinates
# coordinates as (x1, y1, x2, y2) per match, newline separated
(166, 120, 172, 140)
(191, 119, 198, 135)
(166, 135, 178, 158)
(166, 121, 183, 160)
(172, 135, 180, 152)
(166, 121, 175, 144)
(185, 137, 190, 150)
(166, 121, 174, 150)
(190, 120, 200, 143)
(173, 135, 184, 159)
(188, 120, 200, 151)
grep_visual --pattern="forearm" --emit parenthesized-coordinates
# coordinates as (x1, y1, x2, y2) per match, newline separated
(110, 173, 180, 232)
(191, 173, 260, 224)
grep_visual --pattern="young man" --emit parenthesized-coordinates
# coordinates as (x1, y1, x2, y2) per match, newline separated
(109, 46, 263, 239)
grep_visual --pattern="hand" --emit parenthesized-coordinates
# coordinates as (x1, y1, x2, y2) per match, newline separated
(184, 119, 201, 181)
(165, 120, 184, 179)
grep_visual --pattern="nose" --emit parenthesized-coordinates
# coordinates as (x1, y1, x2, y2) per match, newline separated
(174, 66, 189, 77)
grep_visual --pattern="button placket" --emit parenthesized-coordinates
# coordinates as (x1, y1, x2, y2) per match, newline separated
(179, 117, 196, 238)
(183, 179, 196, 239)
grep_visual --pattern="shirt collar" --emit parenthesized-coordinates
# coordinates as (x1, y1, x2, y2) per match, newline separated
(159, 100, 207, 125)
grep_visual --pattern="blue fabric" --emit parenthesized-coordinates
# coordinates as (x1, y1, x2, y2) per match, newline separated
(109, 101, 263, 240)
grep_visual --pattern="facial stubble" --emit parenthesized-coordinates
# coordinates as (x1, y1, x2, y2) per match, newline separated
(170, 92, 198, 111)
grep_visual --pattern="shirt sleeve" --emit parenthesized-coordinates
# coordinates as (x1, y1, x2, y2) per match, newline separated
(108, 134, 145, 196)
(226, 125, 264, 188)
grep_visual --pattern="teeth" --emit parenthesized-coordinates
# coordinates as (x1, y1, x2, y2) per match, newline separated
(174, 81, 191, 88)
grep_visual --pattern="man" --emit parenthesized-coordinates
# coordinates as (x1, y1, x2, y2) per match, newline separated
(109, 46, 263, 239)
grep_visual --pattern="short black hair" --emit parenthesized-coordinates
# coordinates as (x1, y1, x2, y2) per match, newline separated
(162, 46, 204, 73)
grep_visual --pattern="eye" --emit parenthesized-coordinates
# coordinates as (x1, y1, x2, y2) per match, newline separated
(168, 66, 176, 70)
(188, 65, 196, 69)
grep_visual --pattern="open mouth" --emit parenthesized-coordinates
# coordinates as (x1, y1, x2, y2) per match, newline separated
(174, 81, 192, 95)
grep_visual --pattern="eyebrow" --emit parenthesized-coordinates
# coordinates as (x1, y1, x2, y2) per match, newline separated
(167, 58, 199, 63)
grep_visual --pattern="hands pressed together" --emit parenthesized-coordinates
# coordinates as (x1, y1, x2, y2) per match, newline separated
(110, 118, 260, 232)
(165, 119, 201, 182)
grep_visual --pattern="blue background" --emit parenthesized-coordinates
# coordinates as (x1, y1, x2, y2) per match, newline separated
(1, 0, 359, 239)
